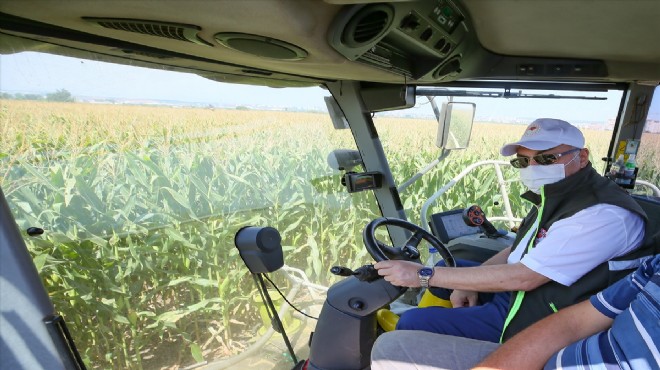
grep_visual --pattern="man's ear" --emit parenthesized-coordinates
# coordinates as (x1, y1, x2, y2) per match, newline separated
(579, 148, 590, 168)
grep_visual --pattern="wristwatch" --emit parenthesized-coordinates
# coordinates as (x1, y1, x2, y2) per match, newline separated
(418, 267, 435, 288)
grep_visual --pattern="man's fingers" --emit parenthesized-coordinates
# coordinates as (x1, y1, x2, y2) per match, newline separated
(373, 260, 391, 269)
(450, 290, 478, 307)
(450, 296, 465, 307)
(374, 261, 390, 276)
(373, 260, 422, 287)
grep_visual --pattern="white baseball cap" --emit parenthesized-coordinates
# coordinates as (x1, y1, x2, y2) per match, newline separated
(500, 118, 585, 156)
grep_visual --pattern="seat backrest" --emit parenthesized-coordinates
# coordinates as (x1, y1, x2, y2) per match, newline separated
(646, 231, 660, 255)
(633, 195, 660, 252)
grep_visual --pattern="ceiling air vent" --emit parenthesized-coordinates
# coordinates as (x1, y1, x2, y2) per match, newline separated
(342, 4, 394, 48)
(83, 17, 211, 46)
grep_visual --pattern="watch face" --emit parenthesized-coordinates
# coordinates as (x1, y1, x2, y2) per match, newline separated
(419, 267, 434, 277)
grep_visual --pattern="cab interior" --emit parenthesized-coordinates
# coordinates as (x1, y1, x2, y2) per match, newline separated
(1, 1, 659, 369)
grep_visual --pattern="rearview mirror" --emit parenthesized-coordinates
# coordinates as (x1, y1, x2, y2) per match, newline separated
(436, 102, 476, 150)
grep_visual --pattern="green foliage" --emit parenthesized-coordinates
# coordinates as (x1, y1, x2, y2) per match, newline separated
(4, 101, 657, 369)
(46, 89, 75, 102)
(0, 89, 75, 102)
(2, 102, 377, 368)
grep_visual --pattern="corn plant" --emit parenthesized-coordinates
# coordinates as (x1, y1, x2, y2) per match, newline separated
(2, 99, 659, 369)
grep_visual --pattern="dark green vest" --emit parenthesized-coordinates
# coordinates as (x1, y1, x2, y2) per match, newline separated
(500, 162, 650, 342)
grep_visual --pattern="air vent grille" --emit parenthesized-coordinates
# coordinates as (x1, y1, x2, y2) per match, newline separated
(84, 18, 210, 45)
(343, 4, 394, 48)
(359, 54, 412, 77)
(353, 11, 390, 43)
(100, 21, 187, 41)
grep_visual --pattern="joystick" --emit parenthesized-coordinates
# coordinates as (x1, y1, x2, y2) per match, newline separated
(462, 205, 504, 238)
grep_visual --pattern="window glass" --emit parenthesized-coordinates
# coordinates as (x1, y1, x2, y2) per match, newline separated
(636, 85, 660, 194)
(375, 89, 624, 228)
(0, 52, 379, 369)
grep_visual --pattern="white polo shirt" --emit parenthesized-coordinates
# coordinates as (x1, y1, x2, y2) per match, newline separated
(506, 203, 645, 286)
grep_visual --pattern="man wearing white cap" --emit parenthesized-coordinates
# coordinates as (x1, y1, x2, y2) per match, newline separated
(374, 118, 651, 343)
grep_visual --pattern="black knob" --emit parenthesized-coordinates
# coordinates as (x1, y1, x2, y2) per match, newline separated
(331, 266, 354, 276)
(349, 299, 365, 311)
(26, 227, 44, 236)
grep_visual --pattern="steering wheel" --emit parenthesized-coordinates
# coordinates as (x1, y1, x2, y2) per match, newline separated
(363, 217, 456, 267)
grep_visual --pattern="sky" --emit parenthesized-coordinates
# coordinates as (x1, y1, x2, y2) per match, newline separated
(0, 52, 329, 109)
(1, 52, 659, 122)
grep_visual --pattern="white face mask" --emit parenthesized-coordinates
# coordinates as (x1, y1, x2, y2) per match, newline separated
(519, 164, 565, 194)
(518, 152, 579, 194)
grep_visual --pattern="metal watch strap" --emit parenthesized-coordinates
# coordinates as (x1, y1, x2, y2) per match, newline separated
(418, 267, 434, 288)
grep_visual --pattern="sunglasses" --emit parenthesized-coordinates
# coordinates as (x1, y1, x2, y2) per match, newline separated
(510, 148, 581, 169)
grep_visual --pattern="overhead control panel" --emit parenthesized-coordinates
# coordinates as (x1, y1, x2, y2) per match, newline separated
(328, 0, 476, 82)
(328, 0, 608, 83)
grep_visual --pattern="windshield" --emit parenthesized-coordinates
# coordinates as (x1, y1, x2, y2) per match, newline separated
(638, 85, 660, 194)
(375, 87, 628, 228)
(2, 52, 659, 370)
(0, 52, 380, 369)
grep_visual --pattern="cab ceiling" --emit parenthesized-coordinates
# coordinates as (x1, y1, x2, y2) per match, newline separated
(0, 0, 659, 87)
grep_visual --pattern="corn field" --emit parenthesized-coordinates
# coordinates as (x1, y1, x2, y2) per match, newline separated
(1, 99, 659, 369)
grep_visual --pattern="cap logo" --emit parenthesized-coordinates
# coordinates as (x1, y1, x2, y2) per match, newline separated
(523, 123, 541, 137)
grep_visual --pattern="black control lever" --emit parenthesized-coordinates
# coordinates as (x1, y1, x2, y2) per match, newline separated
(331, 264, 381, 282)
(463, 205, 504, 238)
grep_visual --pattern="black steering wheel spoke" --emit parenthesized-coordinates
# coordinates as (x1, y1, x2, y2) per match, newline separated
(376, 241, 399, 256)
(405, 230, 425, 248)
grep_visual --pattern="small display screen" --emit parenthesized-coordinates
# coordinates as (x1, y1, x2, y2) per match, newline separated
(352, 174, 377, 190)
(429, 209, 481, 243)
(345, 172, 383, 193)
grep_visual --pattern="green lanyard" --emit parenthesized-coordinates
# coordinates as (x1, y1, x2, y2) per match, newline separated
(499, 187, 546, 343)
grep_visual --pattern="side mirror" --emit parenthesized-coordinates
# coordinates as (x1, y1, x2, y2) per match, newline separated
(435, 101, 476, 150)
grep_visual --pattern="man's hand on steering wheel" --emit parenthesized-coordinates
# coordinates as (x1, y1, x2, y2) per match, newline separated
(374, 260, 430, 287)
(364, 217, 455, 288)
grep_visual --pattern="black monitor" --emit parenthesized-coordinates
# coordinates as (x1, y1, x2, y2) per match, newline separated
(429, 209, 481, 244)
